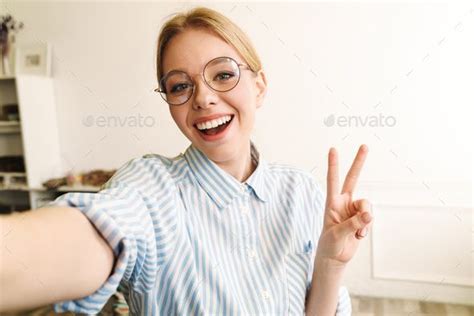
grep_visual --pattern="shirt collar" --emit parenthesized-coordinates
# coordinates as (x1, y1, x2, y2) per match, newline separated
(183, 140, 269, 210)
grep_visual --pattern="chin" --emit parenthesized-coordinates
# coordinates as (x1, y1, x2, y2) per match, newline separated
(204, 147, 236, 163)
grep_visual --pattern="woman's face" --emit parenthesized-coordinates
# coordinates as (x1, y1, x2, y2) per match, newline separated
(161, 28, 267, 163)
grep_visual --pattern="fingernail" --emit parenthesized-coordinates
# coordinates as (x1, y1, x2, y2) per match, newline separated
(361, 227, 368, 237)
(362, 212, 372, 223)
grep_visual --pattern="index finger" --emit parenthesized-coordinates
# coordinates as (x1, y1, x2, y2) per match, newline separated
(341, 144, 369, 195)
(326, 147, 339, 199)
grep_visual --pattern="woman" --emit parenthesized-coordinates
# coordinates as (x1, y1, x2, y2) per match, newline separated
(0, 6, 373, 316)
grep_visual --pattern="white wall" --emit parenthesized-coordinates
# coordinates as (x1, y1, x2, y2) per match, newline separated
(3, 1, 472, 305)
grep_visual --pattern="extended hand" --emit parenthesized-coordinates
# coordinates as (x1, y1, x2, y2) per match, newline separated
(315, 144, 373, 268)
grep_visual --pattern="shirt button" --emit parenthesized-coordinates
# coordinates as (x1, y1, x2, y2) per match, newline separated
(241, 206, 250, 215)
(261, 290, 270, 300)
(240, 184, 247, 193)
(247, 249, 257, 258)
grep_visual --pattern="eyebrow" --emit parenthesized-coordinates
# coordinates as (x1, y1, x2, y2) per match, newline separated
(163, 57, 240, 77)
(162, 67, 185, 79)
(165, 67, 186, 74)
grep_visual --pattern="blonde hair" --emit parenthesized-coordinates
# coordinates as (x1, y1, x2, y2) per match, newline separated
(156, 6, 262, 86)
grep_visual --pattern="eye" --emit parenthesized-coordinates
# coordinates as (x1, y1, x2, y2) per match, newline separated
(170, 83, 192, 94)
(214, 72, 235, 81)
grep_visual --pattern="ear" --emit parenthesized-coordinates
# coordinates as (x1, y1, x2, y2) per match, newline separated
(254, 69, 267, 109)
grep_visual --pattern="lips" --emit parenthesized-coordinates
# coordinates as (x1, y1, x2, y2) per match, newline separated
(194, 114, 235, 142)
(192, 113, 235, 127)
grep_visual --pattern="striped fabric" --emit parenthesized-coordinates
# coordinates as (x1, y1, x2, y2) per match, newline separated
(50, 140, 352, 315)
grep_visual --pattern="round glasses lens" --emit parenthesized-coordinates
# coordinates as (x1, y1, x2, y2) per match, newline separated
(204, 57, 240, 92)
(161, 71, 193, 105)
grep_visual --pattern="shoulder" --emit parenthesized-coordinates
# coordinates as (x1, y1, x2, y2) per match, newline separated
(141, 152, 183, 167)
(266, 162, 321, 191)
(104, 152, 186, 190)
(265, 162, 326, 208)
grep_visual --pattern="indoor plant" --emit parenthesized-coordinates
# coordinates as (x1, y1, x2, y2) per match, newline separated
(0, 14, 24, 76)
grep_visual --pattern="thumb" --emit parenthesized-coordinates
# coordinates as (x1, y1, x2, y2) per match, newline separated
(336, 210, 372, 238)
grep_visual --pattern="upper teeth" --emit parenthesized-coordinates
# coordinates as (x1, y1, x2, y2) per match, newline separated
(196, 115, 232, 130)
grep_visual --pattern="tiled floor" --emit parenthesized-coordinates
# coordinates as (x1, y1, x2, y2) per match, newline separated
(352, 295, 474, 316)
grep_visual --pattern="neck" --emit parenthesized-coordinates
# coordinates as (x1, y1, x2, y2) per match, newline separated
(215, 141, 256, 183)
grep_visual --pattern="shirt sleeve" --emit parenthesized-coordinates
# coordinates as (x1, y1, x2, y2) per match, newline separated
(49, 158, 158, 314)
(306, 178, 353, 315)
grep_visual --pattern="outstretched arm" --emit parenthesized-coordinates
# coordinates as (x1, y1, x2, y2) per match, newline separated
(0, 206, 114, 312)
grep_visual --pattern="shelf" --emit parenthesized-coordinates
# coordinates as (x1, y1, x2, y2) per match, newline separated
(0, 75, 15, 81)
(0, 75, 61, 210)
(0, 172, 28, 190)
(26, 185, 101, 192)
(56, 185, 101, 192)
(0, 185, 30, 191)
(0, 121, 21, 134)
(0, 185, 101, 192)
(0, 171, 27, 176)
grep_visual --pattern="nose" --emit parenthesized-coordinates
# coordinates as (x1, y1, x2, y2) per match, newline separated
(191, 74, 218, 110)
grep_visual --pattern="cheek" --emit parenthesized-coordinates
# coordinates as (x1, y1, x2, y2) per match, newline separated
(225, 84, 255, 113)
(226, 84, 257, 120)
(170, 108, 190, 131)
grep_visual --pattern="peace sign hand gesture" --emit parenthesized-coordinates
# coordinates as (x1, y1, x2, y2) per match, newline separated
(315, 144, 373, 268)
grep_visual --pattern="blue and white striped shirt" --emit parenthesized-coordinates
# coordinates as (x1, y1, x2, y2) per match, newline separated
(50, 140, 352, 315)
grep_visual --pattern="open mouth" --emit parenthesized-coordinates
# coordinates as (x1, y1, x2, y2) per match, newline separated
(194, 115, 234, 136)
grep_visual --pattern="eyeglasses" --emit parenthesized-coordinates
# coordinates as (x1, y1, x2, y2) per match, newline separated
(154, 56, 253, 106)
